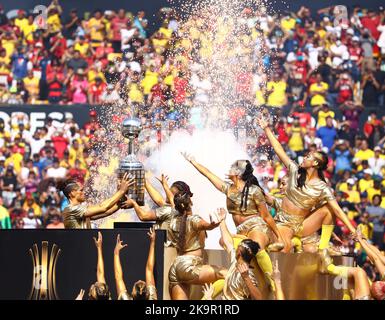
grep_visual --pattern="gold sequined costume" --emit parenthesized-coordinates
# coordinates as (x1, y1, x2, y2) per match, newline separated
(221, 182, 270, 237)
(285, 161, 335, 211)
(168, 214, 221, 287)
(222, 248, 259, 300)
(62, 203, 91, 229)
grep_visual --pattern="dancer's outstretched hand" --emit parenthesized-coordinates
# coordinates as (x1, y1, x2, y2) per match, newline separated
(236, 261, 250, 279)
(255, 117, 269, 130)
(114, 234, 127, 254)
(148, 226, 156, 242)
(202, 283, 214, 300)
(93, 231, 103, 249)
(119, 173, 135, 193)
(216, 208, 227, 223)
(75, 289, 85, 300)
(156, 174, 169, 186)
(181, 152, 195, 162)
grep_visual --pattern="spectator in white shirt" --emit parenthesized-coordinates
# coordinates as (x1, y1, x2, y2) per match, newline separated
(29, 129, 46, 157)
(22, 209, 42, 229)
(46, 158, 67, 179)
(368, 146, 385, 177)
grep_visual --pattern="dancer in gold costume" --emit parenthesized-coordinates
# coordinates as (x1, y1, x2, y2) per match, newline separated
(58, 173, 134, 229)
(168, 192, 227, 300)
(126, 175, 193, 246)
(256, 117, 356, 279)
(182, 153, 285, 291)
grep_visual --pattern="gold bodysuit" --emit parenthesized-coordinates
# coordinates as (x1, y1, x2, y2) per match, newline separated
(62, 203, 90, 229)
(168, 215, 206, 286)
(155, 204, 177, 247)
(285, 161, 335, 211)
(272, 197, 321, 243)
(168, 214, 206, 287)
(273, 197, 305, 236)
(221, 182, 271, 237)
(222, 248, 258, 300)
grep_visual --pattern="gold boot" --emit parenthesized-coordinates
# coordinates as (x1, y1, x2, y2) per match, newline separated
(318, 249, 333, 274)
(267, 242, 284, 252)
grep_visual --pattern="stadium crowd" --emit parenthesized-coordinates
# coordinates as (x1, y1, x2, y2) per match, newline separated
(0, 1, 385, 281)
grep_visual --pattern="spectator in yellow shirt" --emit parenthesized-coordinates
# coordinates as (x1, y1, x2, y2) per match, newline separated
(309, 73, 329, 107)
(46, 8, 62, 34)
(313, 103, 335, 128)
(87, 10, 106, 46)
(74, 36, 91, 56)
(367, 179, 382, 203)
(141, 67, 159, 95)
(345, 179, 361, 203)
(15, 10, 28, 31)
(23, 194, 43, 217)
(354, 140, 375, 165)
(266, 72, 288, 110)
(359, 169, 374, 193)
(23, 71, 40, 103)
(68, 140, 84, 167)
(281, 14, 296, 32)
(286, 117, 306, 153)
(21, 15, 37, 43)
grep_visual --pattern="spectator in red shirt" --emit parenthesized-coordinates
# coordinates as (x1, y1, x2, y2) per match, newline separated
(173, 71, 188, 105)
(335, 72, 354, 105)
(49, 31, 67, 60)
(51, 129, 69, 159)
(95, 41, 114, 68)
(88, 77, 106, 105)
(111, 9, 128, 52)
(275, 118, 289, 145)
(361, 10, 381, 40)
(46, 60, 65, 103)
(83, 110, 101, 137)
(67, 159, 87, 185)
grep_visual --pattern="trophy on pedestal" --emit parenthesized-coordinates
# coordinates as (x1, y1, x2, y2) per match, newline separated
(117, 117, 145, 206)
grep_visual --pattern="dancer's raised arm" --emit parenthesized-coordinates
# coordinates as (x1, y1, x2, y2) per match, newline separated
(181, 152, 226, 192)
(355, 229, 385, 277)
(194, 209, 226, 231)
(86, 173, 135, 217)
(114, 234, 128, 299)
(145, 172, 166, 207)
(255, 117, 291, 168)
(93, 232, 106, 284)
(218, 209, 233, 253)
(156, 174, 175, 207)
(146, 227, 156, 289)
(326, 200, 356, 234)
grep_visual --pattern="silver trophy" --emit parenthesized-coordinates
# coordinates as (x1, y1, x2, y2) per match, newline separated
(117, 117, 145, 206)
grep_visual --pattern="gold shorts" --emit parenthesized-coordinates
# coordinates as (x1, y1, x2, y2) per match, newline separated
(236, 216, 271, 238)
(275, 210, 304, 236)
(168, 255, 203, 287)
